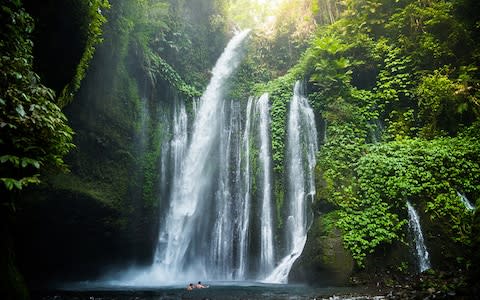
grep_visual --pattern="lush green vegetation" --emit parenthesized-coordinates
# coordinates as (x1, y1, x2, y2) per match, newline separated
(289, 0, 480, 268)
(58, 0, 111, 105)
(0, 1, 108, 298)
(0, 1, 74, 199)
(2, 0, 480, 296)
(228, 0, 479, 271)
(225, 0, 318, 220)
(21, 0, 111, 106)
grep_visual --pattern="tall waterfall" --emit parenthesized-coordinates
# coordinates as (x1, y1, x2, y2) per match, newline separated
(152, 30, 251, 281)
(115, 33, 320, 286)
(257, 93, 275, 276)
(406, 201, 431, 273)
(266, 81, 318, 283)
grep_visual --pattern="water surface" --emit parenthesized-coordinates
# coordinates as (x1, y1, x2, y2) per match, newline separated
(33, 281, 383, 300)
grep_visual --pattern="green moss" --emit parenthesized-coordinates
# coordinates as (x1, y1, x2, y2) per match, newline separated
(274, 180, 285, 228)
(297, 210, 354, 284)
(58, 0, 111, 106)
(48, 173, 128, 211)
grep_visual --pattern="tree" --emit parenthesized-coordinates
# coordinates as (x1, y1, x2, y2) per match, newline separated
(0, 1, 74, 206)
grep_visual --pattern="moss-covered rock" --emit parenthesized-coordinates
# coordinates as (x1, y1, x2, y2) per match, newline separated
(15, 185, 137, 283)
(23, 0, 109, 105)
(291, 211, 354, 285)
(12, 0, 229, 286)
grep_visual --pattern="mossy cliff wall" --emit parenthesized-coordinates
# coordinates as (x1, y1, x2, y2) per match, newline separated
(14, 0, 227, 284)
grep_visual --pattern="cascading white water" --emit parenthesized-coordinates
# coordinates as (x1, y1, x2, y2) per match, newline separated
(256, 93, 275, 276)
(111, 33, 320, 286)
(159, 134, 170, 202)
(209, 100, 243, 279)
(406, 201, 431, 273)
(168, 95, 188, 193)
(210, 101, 231, 279)
(151, 30, 251, 281)
(266, 81, 318, 283)
(235, 97, 254, 279)
(157, 94, 187, 234)
(457, 191, 475, 210)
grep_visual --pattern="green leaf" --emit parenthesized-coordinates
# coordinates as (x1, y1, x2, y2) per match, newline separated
(16, 104, 26, 117)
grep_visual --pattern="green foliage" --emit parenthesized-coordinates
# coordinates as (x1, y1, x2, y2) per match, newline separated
(309, 34, 354, 97)
(0, 2, 74, 197)
(316, 134, 480, 266)
(374, 42, 414, 111)
(317, 125, 365, 201)
(337, 201, 405, 266)
(426, 191, 474, 246)
(159, 0, 229, 90)
(122, 0, 224, 96)
(141, 46, 201, 98)
(225, 0, 316, 101)
(58, 0, 111, 106)
(257, 72, 297, 174)
(141, 120, 168, 207)
(387, 1, 468, 68)
(293, 0, 480, 268)
(345, 136, 478, 265)
(416, 69, 457, 137)
(359, 137, 480, 198)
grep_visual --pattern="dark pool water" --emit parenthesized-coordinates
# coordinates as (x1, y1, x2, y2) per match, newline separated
(32, 282, 386, 300)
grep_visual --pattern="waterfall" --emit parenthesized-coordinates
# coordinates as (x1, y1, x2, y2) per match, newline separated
(234, 97, 254, 279)
(111, 32, 320, 286)
(457, 191, 475, 210)
(151, 30, 251, 281)
(406, 201, 431, 273)
(266, 81, 318, 283)
(157, 94, 187, 231)
(153, 95, 189, 273)
(368, 119, 384, 144)
(256, 93, 275, 276)
(209, 100, 243, 279)
(168, 95, 188, 196)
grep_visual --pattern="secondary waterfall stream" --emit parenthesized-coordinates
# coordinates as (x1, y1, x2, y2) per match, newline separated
(457, 191, 475, 210)
(406, 201, 431, 273)
(257, 93, 275, 277)
(266, 81, 318, 283)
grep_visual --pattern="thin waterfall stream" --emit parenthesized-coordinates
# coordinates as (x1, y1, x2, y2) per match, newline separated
(266, 81, 318, 283)
(257, 93, 275, 277)
(235, 97, 254, 279)
(406, 201, 431, 273)
(457, 191, 475, 211)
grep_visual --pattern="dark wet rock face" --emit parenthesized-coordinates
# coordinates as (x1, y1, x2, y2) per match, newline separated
(290, 213, 354, 285)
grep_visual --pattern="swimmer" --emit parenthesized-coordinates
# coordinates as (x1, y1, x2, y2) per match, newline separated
(196, 281, 208, 288)
(186, 283, 194, 290)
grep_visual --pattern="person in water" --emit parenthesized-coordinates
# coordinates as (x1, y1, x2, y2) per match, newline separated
(196, 281, 208, 288)
(186, 283, 194, 291)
